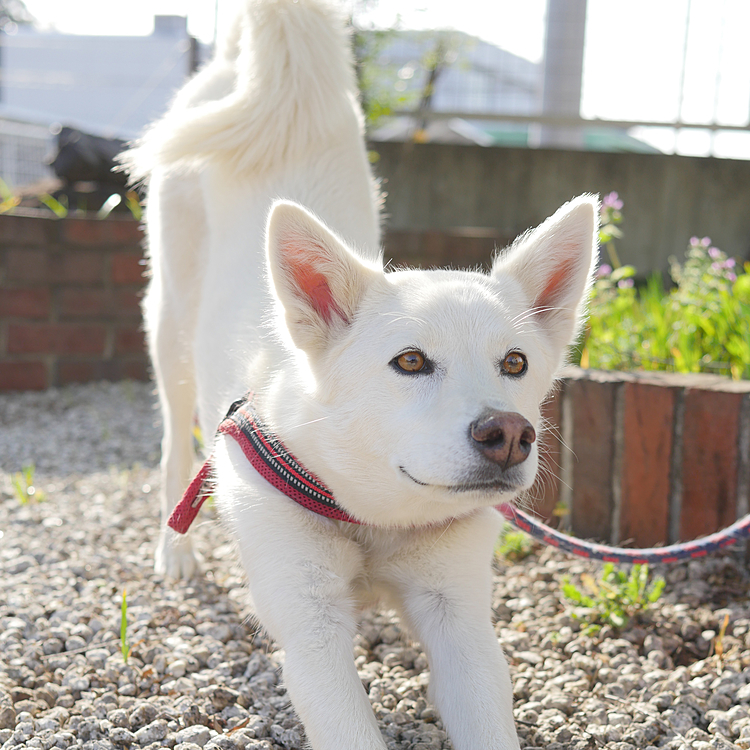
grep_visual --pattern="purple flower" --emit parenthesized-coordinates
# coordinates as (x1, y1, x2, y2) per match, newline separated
(597, 264, 612, 277)
(690, 236, 699, 245)
(702, 236, 711, 247)
(725, 258, 736, 268)
(617, 278, 634, 289)
(708, 247, 721, 259)
(602, 192, 623, 210)
(728, 272, 737, 282)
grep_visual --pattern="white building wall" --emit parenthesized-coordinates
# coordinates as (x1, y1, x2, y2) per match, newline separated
(1, 20, 194, 140)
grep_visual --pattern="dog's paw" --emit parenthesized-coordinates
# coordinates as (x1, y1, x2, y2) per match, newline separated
(154, 531, 202, 580)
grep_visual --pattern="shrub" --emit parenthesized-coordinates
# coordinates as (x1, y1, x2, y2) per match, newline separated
(577, 195, 750, 380)
(562, 563, 665, 632)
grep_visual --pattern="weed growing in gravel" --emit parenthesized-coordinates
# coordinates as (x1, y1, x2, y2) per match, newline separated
(496, 524, 535, 562)
(12, 463, 46, 504)
(712, 613, 731, 667)
(121, 589, 131, 664)
(562, 563, 665, 633)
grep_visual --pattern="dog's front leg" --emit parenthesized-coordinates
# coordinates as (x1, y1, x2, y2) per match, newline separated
(384, 510, 520, 750)
(217, 459, 388, 748)
(243, 549, 388, 750)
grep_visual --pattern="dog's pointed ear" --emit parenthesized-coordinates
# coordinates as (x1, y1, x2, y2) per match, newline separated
(266, 201, 383, 353)
(493, 194, 599, 350)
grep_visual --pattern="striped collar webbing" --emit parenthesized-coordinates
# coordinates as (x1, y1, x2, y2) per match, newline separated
(168, 394, 360, 534)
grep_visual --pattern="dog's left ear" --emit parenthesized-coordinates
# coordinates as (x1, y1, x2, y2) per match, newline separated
(493, 194, 599, 351)
(266, 201, 383, 353)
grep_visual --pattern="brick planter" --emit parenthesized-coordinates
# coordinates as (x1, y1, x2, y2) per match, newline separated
(0, 212, 149, 390)
(535, 367, 750, 548)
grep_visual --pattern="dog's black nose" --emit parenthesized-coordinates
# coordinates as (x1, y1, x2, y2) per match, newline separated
(470, 410, 536, 469)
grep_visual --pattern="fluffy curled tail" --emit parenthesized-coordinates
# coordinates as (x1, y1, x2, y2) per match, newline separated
(124, 0, 361, 181)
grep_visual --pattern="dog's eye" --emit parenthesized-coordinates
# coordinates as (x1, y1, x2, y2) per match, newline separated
(392, 350, 430, 374)
(500, 351, 527, 376)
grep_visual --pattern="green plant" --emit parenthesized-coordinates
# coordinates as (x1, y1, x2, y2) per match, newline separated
(577, 194, 750, 380)
(120, 589, 131, 663)
(496, 523, 535, 562)
(192, 422, 204, 454)
(0, 177, 20, 213)
(39, 192, 68, 218)
(125, 191, 143, 221)
(598, 191, 624, 269)
(12, 463, 45, 504)
(352, 25, 414, 131)
(562, 563, 665, 632)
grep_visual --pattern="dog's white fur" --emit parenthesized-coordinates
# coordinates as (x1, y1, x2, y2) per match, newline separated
(126, 1, 598, 748)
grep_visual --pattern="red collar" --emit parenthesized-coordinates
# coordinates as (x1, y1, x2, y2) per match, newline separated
(168, 395, 361, 534)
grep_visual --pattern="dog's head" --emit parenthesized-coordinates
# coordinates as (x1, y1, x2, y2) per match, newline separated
(265, 197, 598, 526)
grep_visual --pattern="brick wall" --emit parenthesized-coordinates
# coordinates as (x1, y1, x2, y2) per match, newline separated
(0, 214, 507, 391)
(535, 367, 750, 547)
(0, 212, 148, 390)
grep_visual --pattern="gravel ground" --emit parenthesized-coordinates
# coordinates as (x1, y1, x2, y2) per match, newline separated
(2, 381, 750, 750)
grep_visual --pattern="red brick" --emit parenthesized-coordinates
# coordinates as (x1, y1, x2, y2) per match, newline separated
(106, 219, 144, 245)
(63, 217, 144, 247)
(445, 234, 496, 268)
(383, 229, 512, 269)
(0, 361, 48, 390)
(112, 253, 146, 285)
(119, 358, 150, 381)
(115, 288, 143, 316)
(5, 248, 50, 283)
(680, 388, 741, 539)
(530, 388, 563, 522)
(4, 249, 103, 285)
(58, 251, 104, 284)
(0, 288, 51, 319)
(569, 377, 617, 542)
(115, 325, 146, 354)
(618, 382, 674, 546)
(0, 213, 55, 245)
(57, 356, 150, 385)
(58, 288, 111, 317)
(7, 323, 107, 355)
(56, 360, 97, 385)
(422, 231, 449, 266)
(384, 230, 423, 266)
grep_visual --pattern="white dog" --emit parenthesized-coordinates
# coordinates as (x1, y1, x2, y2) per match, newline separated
(126, 1, 597, 748)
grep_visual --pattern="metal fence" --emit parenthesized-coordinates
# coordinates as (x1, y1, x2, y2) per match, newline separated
(0, 118, 54, 190)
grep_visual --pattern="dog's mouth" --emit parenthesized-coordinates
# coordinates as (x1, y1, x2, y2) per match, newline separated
(398, 466, 522, 495)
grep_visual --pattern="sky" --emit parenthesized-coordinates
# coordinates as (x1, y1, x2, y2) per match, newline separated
(18, 0, 750, 159)
(20, 0, 548, 57)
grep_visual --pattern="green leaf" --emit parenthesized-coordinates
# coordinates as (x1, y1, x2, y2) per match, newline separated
(562, 583, 582, 603)
(120, 590, 130, 663)
(734, 274, 750, 304)
(39, 193, 68, 219)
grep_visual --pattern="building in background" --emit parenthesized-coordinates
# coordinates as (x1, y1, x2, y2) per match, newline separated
(366, 30, 542, 147)
(0, 17, 208, 189)
(365, 26, 656, 154)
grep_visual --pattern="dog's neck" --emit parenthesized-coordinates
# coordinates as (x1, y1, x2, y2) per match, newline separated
(168, 394, 361, 534)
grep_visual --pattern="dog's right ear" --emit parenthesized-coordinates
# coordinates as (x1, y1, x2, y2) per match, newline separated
(266, 201, 382, 353)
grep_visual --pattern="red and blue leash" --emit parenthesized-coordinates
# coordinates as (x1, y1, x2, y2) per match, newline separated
(498, 502, 750, 564)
